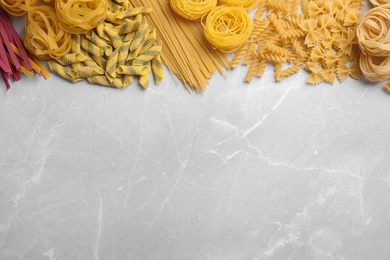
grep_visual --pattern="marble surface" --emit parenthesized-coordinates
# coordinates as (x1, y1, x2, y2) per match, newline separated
(1, 17, 390, 260)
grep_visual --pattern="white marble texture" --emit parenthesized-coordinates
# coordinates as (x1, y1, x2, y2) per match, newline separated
(1, 15, 390, 260)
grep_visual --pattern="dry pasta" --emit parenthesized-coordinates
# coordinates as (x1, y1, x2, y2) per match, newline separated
(204, 5, 253, 53)
(170, 0, 217, 21)
(357, 4, 390, 82)
(55, 0, 108, 34)
(24, 6, 72, 60)
(218, 0, 260, 11)
(231, 0, 363, 84)
(48, 2, 164, 89)
(132, 0, 231, 92)
(0, 0, 37, 16)
(139, 61, 151, 89)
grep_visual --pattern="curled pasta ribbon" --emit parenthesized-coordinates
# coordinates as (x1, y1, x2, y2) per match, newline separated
(24, 6, 72, 60)
(55, 0, 108, 34)
(370, 0, 390, 6)
(170, 0, 217, 21)
(357, 4, 390, 82)
(204, 5, 253, 53)
(360, 53, 390, 82)
(357, 5, 390, 57)
(218, 0, 260, 11)
(0, 0, 37, 16)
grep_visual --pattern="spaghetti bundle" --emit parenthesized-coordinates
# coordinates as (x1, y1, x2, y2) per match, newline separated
(204, 5, 253, 53)
(218, 0, 260, 11)
(0, 0, 37, 16)
(132, 0, 230, 92)
(24, 6, 72, 60)
(170, 0, 217, 21)
(357, 4, 390, 82)
(55, 0, 108, 34)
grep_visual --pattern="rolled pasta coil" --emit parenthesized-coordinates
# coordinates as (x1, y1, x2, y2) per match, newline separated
(204, 5, 253, 53)
(24, 6, 72, 60)
(55, 0, 108, 34)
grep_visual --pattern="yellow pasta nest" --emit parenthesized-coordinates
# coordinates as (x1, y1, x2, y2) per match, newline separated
(55, 0, 108, 34)
(170, 0, 217, 21)
(204, 5, 253, 53)
(23, 6, 72, 60)
(357, 4, 390, 82)
(218, 0, 260, 11)
(0, 0, 37, 16)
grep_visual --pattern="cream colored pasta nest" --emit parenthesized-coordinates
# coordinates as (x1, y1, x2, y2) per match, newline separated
(170, 0, 217, 21)
(218, 0, 260, 11)
(55, 0, 108, 34)
(204, 5, 253, 53)
(370, 0, 390, 7)
(357, 4, 390, 82)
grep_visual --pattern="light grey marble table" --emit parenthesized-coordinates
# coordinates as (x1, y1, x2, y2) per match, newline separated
(1, 15, 390, 260)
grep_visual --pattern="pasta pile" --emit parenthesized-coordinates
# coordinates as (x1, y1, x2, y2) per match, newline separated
(357, 4, 390, 82)
(219, 0, 260, 11)
(49, 1, 163, 89)
(170, 0, 217, 21)
(233, 0, 363, 84)
(0, 0, 37, 16)
(0, 7, 49, 90)
(24, 6, 72, 60)
(132, 0, 231, 93)
(55, 0, 108, 34)
(204, 5, 253, 53)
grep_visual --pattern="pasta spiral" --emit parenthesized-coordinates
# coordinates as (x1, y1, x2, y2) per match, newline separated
(357, 4, 390, 82)
(204, 5, 253, 53)
(24, 6, 72, 60)
(55, 0, 108, 34)
(218, 0, 260, 11)
(0, 0, 37, 16)
(170, 0, 217, 21)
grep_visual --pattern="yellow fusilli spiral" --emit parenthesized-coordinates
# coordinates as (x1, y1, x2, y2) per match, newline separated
(170, 0, 217, 21)
(204, 5, 253, 53)
(24, 6, 72, 60)
(55, 0, 108, 34)
(0, 0, 37, 16)
(218, 0, 260, 11)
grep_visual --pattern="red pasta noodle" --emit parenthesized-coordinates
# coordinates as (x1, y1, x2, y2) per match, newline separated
(0, 7, 50, 90)
(0, 8, 32, 70)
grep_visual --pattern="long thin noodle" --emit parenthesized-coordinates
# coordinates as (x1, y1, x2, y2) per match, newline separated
(132, 0, 231, 93)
